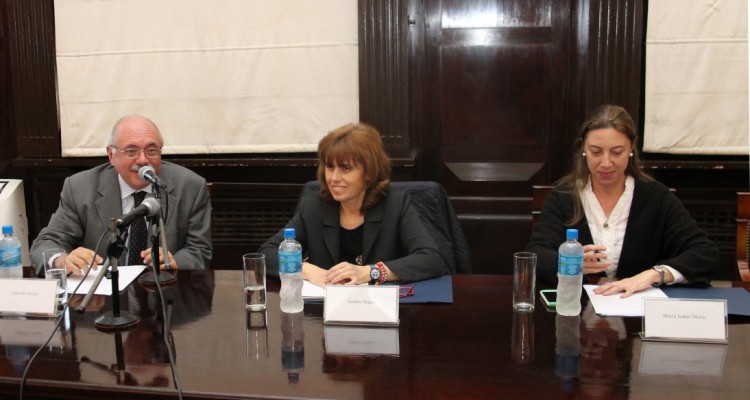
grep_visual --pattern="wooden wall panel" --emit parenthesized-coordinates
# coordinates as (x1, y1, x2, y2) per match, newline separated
(4, 0, 59, 158)
(415, 0, 571, 273)
(0, 2, 11, 163)
(1, 0, 746, 277)
(209, 183, 303, 269)
(585, 0, 643, 129)
(422, 0, 570, 183)
(359, 0, 412, 157)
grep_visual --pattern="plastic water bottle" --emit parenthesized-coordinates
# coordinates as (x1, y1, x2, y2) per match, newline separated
(0, 225, 23, 279)
(279, 228, 304, 313)
(556, 228, 583, 316)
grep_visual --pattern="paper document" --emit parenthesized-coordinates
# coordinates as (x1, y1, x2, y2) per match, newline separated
(584, 284, 667, 317)
(302, 274, 454, 304)
(66, 265, 147, 296)
(302, 280, 326, 301)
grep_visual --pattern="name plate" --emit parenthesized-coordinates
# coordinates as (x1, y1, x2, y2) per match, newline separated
(0, 278, 58, 317)
(641, 298, 727, 344)
(323, 285, 399, 326)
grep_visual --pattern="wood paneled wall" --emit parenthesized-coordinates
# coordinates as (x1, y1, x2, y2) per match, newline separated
(0, 0, 746, 279)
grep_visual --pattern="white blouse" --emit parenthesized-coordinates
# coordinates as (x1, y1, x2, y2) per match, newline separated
(581, 176, 634, 278)
(579, 175, 684, 283)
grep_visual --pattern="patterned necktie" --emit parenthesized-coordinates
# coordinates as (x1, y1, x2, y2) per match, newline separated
(127, 191, 148, 265)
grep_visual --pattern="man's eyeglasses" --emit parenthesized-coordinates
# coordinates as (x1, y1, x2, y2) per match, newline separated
(111, 146, 162, 159)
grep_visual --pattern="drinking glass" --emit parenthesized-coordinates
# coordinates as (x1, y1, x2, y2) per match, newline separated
(513, 252, 537, 311)
(43, 248, 68, 306)
(243, 253, 267, 311)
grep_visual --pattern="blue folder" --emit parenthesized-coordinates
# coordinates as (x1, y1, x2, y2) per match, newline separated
(661, 286, 750, 317)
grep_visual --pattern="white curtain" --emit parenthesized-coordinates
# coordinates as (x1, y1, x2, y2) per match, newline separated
(55, 0, 359, 157)
(644, 0, 748, 155)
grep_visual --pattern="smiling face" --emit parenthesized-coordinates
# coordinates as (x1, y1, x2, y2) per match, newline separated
(106, 116, 163, 190)
(583, 127, 633, 191)
(324, 159, 367, 209)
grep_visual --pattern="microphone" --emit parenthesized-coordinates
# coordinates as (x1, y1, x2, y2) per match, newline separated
(117, 197, 160, 227)
(138, 166, 167, 189)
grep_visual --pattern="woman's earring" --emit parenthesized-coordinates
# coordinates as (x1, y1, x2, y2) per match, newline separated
(582, 152, 586, 157)
(629, 152, 634, 157)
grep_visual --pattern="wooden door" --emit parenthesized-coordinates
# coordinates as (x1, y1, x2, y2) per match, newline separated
(418, 0, 572, 273)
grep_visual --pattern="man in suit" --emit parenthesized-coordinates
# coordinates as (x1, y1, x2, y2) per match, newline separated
(31, 115, 212, 275)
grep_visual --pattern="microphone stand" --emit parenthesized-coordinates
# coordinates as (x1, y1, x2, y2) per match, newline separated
(93, 218, 139, 331)
(138, 185, 176, 287)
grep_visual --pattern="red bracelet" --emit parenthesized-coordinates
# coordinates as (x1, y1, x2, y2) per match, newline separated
(375, 262, 388, 284)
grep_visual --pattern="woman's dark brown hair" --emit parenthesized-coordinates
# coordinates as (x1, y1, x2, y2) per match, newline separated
(316, 123, 391, 212)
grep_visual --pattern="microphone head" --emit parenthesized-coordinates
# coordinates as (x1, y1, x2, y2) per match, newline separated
(138, 165, 156, 180)
(141, 197, 161, 217)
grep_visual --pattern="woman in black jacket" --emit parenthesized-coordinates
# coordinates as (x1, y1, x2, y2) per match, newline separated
(260, 123, 446, 287)
(527, 105, 718, 297)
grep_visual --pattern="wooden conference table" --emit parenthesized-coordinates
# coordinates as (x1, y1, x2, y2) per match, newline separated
(1, 270, 749, 400)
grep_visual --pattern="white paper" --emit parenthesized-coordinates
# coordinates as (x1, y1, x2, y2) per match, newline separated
(584, 284, 668, 317)
(66, 265, 146, 296)
(302, 280, 326, 301)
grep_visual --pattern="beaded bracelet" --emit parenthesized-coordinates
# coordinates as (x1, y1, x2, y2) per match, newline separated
(375, 261, 388, 284)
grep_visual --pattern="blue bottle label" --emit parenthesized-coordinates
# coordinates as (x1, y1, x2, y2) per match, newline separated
(558, 255, 582, 276)
(0, 247, 21, 268)
(279, 250, 302, 274)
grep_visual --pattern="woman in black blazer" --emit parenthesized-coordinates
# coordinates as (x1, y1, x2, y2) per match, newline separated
(259, 123, 446, 287)
(526, 105, 718, 297)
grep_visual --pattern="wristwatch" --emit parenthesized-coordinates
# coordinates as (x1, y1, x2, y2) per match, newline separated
(651, 265, 666, 287)
(369, 264, 381, 285)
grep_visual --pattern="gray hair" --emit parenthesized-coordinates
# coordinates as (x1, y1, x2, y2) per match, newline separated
(108, 115, 163, 146)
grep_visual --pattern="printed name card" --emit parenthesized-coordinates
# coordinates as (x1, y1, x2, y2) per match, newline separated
(323, 285, 399, 326)
(641, 298, 728, 344)
(0, 278, 59, 317)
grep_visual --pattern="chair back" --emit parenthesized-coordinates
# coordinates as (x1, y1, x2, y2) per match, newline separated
(299, 181, 471, 273)
(531, 185, 554, 229)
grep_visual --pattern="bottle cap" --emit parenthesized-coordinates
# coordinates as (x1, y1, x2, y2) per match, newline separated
(565, 228, 578, 240)
(2, 225, 12, 235)
(283, 228, 296, 239)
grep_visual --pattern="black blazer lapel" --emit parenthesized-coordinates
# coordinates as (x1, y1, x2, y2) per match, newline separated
(362, 201, 385, 262)
(321, 203, 340, 263)
(617, 181, 646, 277)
